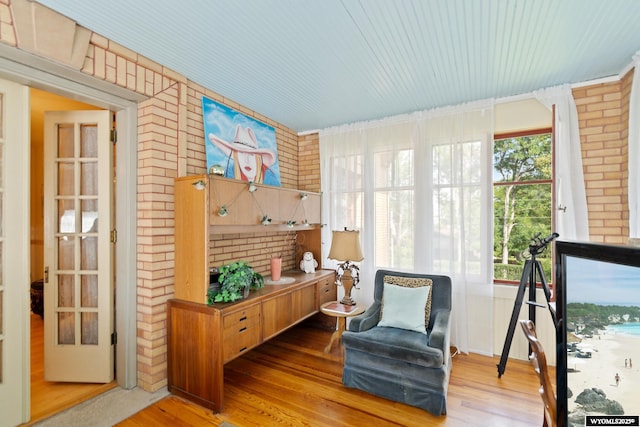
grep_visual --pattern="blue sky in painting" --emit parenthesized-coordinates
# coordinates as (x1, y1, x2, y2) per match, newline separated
(566, 256, 640, 306)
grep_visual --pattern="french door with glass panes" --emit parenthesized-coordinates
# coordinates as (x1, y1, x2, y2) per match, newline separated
(43, 110, 114, 382)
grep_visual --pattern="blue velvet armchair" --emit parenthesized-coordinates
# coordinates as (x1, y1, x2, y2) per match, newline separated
(341, 269, 452, 416)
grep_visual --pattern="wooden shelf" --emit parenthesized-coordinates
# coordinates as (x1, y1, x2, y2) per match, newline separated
(174, 174, 323, 304)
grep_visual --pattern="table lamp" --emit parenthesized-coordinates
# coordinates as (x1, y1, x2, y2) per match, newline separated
(328, 229, 364, 305)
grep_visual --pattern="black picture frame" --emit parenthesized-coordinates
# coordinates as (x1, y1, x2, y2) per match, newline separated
(555, 240, 640, 427)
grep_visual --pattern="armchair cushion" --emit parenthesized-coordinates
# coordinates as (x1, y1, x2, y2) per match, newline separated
(378, 282, 430, 334)
(383, 275, 433, 328)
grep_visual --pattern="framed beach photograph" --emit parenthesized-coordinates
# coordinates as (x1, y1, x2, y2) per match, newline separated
(556, 241, 640, 427)
(202, 96, 281, 186)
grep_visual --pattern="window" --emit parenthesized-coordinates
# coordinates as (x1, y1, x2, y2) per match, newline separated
(493, 129, 553, 283)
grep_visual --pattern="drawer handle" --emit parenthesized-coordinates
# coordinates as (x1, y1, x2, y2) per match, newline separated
(239, 346, 247, 353)
(239, 316, 247, 321)
(239, 326, 247, 332)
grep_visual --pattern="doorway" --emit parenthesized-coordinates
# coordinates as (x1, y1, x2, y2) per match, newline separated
(28, 88, 116, 423)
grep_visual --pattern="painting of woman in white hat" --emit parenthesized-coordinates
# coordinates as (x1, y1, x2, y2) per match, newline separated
(208, 125, 277, 184)
(202, 96, 281, 186)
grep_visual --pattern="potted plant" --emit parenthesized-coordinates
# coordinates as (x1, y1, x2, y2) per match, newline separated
(207, 261, 264, 303)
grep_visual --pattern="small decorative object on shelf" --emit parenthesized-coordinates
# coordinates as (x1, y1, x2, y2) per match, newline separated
(218, 205, 229, 217)
(261, 215, 272, 225)
(192, 179, 206, 190)
(300, 192, 308, 200)
(207, 261, 264, 303)
(270, 257, 282, 281)
(300, 251, 318, 273)
(208, 164, 225, 176)
(248, 181, 257, 193)
(286, 220, 296, 227)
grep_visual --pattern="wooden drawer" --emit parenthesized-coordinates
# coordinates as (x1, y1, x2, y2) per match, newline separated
(222, 305, 261, 362)
(317, 276, 336, 305)
(223, 304, 261, 330)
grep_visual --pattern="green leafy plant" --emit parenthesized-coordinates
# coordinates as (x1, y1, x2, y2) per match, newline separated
(207, 261, 264, 304)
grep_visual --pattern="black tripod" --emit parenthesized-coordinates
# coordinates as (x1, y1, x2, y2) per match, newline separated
(496, 232, 559, 378)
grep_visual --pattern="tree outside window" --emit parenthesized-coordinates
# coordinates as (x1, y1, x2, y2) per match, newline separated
(493, 130, 553, 283)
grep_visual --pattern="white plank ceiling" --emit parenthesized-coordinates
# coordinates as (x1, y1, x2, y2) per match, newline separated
(36, 0, 640, 132)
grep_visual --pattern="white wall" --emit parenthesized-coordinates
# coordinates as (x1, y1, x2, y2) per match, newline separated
(495, 98, 551, 134)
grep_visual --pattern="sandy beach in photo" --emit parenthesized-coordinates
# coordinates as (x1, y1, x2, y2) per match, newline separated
(567, 328, 640, 416)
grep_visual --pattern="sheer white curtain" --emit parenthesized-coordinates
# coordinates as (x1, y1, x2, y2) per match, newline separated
(535, 85, 590, 241)
(628, 54, 640, 238)
(320, 102, 494, 354)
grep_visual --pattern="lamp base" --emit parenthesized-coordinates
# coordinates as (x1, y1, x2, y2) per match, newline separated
(340, 295, 356, 306)
(339, 269, 357, 305)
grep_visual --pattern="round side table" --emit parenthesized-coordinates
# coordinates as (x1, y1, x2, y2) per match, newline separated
(320, 301, 365, 355)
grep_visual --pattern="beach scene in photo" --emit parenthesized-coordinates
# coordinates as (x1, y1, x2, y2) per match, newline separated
(565, 256, 640, 423)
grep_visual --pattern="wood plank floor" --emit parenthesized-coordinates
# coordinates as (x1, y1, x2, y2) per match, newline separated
(27, 313, 117, 425)
(118, 323, 552, 427)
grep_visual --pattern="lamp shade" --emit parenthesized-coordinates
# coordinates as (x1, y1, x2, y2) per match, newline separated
(328, 230, 364, 261)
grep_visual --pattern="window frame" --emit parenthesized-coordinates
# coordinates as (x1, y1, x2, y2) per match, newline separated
(493, 126, 555, 286)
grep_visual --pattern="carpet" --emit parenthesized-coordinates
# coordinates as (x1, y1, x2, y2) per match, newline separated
(32, 386, 170, 427)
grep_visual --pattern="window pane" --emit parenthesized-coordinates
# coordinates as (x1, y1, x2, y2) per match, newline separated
(374, 149, 413, 188)
(330, 192, 363, 230)
(331, 155, 362, 191)
(494, 134, 551, 183)
(374, 190, 414, 269)
(494, 183, 552, 281)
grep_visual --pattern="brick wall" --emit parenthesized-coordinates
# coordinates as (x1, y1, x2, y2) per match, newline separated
(573, 74, 631, 244)
(298, 133, 321, 192)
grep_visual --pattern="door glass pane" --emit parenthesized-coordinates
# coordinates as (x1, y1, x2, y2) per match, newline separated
(57, 124, 74, 158)
(81, 312, 98, 345)
(81, 200, 98, 233)
(81, 275, 98, 307)
(58, 200, 75, 233)
(58, 237, 75, 270)
(80, 237, 97, 270)
(80, 162, 97, 196)
(80, 124, 97, 157)
(58, 312, 75, 345)
(58, 162, 74, 196)
(57, 275, 74, 308)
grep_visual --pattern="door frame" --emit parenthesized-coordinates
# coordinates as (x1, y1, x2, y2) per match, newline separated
(0, 44, 145, 394)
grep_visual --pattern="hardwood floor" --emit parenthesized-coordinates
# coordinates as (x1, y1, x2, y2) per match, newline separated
(118, 323, 551, 427)
(27, 313, 117, 425)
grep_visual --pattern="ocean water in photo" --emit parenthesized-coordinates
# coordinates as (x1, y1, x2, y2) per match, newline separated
(607, 322, 640, 337)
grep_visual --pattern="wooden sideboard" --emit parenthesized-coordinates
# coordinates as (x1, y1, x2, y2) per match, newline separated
(167, 269, 336, 412)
